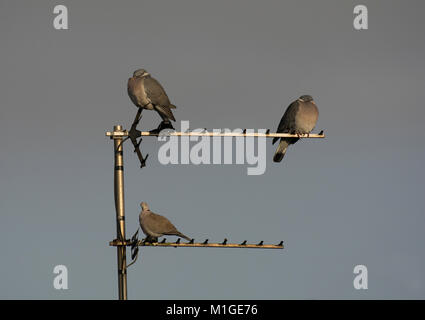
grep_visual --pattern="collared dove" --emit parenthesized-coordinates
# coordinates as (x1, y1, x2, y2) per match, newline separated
(272, 95, 319, 162)
(139, 202, 191, 242)
(128, 69, 176, 131)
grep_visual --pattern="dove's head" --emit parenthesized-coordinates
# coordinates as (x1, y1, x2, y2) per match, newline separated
(140, 202, 149, 211)
(299, 95, 314, 102)
(133, 69, 150, 78)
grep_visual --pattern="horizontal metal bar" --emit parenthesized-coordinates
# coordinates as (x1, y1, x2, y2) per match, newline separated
(106, 131, 128, 138)
(109, 239, 283, 249)
(106, 130, 325, 139)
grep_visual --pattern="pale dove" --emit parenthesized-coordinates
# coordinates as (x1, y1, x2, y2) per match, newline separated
(139, 202, 190, 242)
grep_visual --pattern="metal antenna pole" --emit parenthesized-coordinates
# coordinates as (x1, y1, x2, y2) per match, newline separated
(106, 122, 323, 298)
(112, 125, 128, 300)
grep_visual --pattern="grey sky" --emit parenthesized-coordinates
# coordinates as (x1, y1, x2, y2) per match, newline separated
(1, 0, 425, 299)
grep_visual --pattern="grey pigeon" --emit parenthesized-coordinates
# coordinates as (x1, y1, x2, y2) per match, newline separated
(139, 202, 191, 242)
(128, 69, 176, 131)
(272, 95, 319, 162)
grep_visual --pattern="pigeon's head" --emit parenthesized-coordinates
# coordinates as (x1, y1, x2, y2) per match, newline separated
(140, 202, 149, 211)
(299, 95, 314, 102)
(133, 69, 150, 78)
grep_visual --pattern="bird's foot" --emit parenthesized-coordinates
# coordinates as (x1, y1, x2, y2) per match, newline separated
(295, 131, 305, 138)
(149, 121, 175, 135)
(143, 236, 158, 244)
(159, 121, 175, 131)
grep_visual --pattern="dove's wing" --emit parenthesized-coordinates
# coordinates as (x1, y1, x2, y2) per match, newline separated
(146, 211, 179, 234)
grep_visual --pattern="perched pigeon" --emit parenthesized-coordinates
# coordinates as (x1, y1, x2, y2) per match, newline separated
(272, 95, 319, 162)
(139, 202, 191, 242)
(128, 69, 176, 131)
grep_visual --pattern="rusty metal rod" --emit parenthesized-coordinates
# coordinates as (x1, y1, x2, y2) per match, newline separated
(106, 131, 325, 139)
(110, 239, 284, 249)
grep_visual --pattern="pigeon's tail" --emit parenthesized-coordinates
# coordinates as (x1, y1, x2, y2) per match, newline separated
(171, 231, 191, 241)
(155, 105, 176, 122)
(273, 139, 289, 163)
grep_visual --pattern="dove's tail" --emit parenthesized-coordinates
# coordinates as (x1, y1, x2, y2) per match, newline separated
(273, 139, 289, 163)
(172, 231, 191, 241)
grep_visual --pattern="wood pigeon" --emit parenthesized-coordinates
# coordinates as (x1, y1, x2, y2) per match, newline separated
(273, 95, 319, 162)
(128, 69, 176, 131)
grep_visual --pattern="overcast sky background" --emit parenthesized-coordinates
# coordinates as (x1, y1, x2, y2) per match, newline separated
(1, 0, 425, 299)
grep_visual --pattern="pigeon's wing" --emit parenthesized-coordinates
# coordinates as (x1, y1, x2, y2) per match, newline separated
(272, 100, 300, 144)
(278, 100, 300, 132)
(143, 77, 171, 107)
(154, 105, 176, 121)
(146, 211, 179, 234)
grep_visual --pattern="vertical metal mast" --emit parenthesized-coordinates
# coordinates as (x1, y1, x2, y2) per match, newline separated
(112, 125, 128, 300)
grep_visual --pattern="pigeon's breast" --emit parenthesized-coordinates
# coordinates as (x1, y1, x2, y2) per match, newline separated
(128, 77, 149, 108)
(295, 103, 319, 133)
(129, 77, 154, 108)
